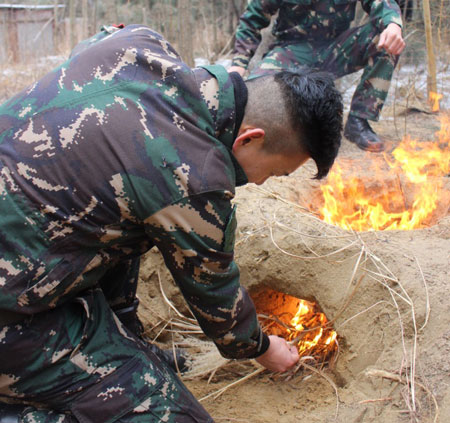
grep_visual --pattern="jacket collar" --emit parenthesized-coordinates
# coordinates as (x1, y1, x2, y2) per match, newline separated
(200, 65, 248, 187)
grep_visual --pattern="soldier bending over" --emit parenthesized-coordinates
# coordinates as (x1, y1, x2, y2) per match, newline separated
(0, 24, 343, 423)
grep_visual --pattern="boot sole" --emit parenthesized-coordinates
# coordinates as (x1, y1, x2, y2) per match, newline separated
(344, 133, 385, 153)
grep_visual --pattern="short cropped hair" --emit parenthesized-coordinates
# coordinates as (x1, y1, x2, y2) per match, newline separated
(244, 68, 343, 179)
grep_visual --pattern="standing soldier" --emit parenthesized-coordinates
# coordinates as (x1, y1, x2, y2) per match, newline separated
(0, 25, 343, 422)
(229, 0, 406, 152)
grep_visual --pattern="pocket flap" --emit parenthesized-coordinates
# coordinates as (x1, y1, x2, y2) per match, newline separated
(71, 352, 163, 423)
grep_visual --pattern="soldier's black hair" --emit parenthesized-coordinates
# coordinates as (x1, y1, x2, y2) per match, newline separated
(245, 68, 343, 179)
(276, 68, 343, 179)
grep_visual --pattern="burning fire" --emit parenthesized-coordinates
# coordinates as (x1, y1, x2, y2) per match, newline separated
(287, 298, 337, 359)
(251, 288, 338, 364)
(319, 113, 450, 231)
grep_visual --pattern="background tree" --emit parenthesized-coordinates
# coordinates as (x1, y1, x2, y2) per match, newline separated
(178, 0, 193, 66)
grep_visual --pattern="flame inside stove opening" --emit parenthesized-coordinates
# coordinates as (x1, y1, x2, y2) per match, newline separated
(288, 298, 337, 359)
(251, 288, 338, 364)
(319, 113, 450, 231)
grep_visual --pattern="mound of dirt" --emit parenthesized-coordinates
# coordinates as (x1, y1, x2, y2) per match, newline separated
(138, 111, 449, 423)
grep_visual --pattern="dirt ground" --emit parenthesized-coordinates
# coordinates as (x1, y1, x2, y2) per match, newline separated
(137, 109, 450, 423)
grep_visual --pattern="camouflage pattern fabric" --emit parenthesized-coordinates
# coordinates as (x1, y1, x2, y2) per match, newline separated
(1, 288, 213, 423)
(0, 24, 268, 422)
(232, 0, 403, 121)
(247, 20, 399, 121)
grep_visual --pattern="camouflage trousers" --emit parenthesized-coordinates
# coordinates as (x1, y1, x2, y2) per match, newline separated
(249, 19, 400, 121)
(0, 261, 213, 423)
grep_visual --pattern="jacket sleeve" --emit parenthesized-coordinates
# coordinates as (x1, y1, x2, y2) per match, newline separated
(144, 191, 270, 359)
(231, 0, 281, 69)
(361, 0, 403, 31)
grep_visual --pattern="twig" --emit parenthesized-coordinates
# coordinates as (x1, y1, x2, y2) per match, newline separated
(217, 27, 238, 58)
(365, 369, 439, 423)
(269, 223, 359, 260)
(158, 270, 192, 320)
(359, 397, 393, 404)
(366, 248, 418, 413)
(336, 300, 393, 329)
(413, 254, 431, 331)
(273, 216, 354, 240)
(327, 273, 366, 326)
(297, 361, 340, 421)
(199, 367, 265, 402)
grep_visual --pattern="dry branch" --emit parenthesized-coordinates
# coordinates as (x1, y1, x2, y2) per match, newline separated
(366, 369, 439, 423)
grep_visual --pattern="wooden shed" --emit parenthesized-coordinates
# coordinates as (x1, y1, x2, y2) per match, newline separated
(0, 3, 64, 63)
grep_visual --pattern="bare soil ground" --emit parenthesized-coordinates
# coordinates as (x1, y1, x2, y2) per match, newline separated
(138, 109, 450, 423)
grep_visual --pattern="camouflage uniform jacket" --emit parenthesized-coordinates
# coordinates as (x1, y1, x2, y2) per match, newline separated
(232, 0, 403, 69)
(0, 25, 269, 359)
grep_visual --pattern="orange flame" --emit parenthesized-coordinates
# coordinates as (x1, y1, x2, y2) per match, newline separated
(287, 299, 337, 358)
(319, 114, 450, 231)
(430, 91, 443, 112)
(252, 288, 338, 363)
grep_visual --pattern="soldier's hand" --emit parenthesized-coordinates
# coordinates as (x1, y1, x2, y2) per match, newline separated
(378, 23, 405, 55)
(228, 66, 246, 77)
(255, 335, 299, 372)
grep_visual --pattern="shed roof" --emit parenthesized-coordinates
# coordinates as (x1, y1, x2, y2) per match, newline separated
(0, 4, 64, 9)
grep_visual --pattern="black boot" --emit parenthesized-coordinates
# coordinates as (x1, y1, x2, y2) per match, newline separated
(113, 300, 189, 373)
(344, 115, 385, 152)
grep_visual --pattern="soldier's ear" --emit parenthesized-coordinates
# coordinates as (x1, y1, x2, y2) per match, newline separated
(232, 127, 265, 151)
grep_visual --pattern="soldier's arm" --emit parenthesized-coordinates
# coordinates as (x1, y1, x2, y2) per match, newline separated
(360, 0, 403, 32)
(144, 191, 270, 359)
(361, 0, 405, 54)
(231, 0, 281, 71)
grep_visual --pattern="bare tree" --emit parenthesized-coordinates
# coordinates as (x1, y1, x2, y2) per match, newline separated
(178, 0, 194, 66)
(69, 0, 76, 48)
(82, 0, 88, 39)
(92, 0, 98, 35)
(422, 0, 438, 99)
(211, 0, 218, 53)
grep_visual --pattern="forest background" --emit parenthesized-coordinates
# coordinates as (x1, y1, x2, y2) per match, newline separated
(1, 0, 449, 108)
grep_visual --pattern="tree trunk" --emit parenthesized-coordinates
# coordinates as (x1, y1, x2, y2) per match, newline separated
(106, 0, 119, 25)
(227, 1, 234, 36)
(211, 0, 218, 53)
(53, 0, 59, 52)
(92, 0, 98, 34)
(421, 0, 438, 105)
(82, 0, 88, 39)
(143, 6, 148, 26)
(178, 0, 194, 67)
(69, 0, 76, 49)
